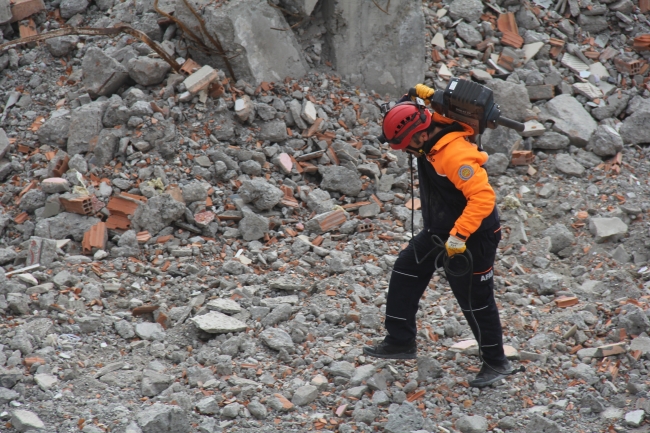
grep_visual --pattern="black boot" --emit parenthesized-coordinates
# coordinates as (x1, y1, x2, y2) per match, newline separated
(363, 340, 417, 360)
(469, 359, 511, 388)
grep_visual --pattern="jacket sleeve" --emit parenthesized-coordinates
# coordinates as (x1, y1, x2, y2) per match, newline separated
(434, 139, 495, 238)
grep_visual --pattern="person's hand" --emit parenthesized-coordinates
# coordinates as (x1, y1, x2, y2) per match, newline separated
(445, 235, 466, 257)
(415, 84, 435, 105)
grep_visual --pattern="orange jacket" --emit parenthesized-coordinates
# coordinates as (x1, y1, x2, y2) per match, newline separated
(425, 112, 496, 239)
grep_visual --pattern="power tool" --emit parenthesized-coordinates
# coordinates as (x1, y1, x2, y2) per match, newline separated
(409, 78, 525, 138)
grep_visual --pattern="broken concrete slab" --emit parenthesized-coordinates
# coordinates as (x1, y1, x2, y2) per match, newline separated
(67, 100, 108, 156)
(176, 0, 308, 85)
(322, 0, 425, 96)
(543, 94, 597, 147)
(82, 47, 129, 98)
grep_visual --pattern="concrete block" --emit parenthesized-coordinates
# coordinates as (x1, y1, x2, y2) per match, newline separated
(322, 0, 425, 97)
(175, 0, 307, 85)
(182, 64, 217, 94)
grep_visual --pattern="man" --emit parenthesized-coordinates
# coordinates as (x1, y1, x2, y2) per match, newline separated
(363, 85, 511, 388)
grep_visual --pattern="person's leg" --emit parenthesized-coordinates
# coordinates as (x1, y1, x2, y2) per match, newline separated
(383, 229, 441, 346)
(445, 226, 506, 365)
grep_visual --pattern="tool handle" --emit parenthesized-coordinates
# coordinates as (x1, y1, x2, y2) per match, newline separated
(497, 116, 525, 132)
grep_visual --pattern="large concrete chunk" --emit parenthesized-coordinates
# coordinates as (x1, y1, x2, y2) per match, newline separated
(35, 213, 100, 242)
(620, 108, 650, 145)
(67, 100, 108, 155)
(82, 47, 129, 98)
(319, 165, 362, 196)
(127, 57, 171, 87)
(190, 311, 247, 333)
(589, 217, 628, 243)
(481, 126, 521, 156)
(136, 403, 190, 433)
(11, 409, 46, 432)
(176, 0, 307, 85)
(322, 0, 425, 97)
(543, 94, 597, 146)
(486, 79, 531, 122)
(131, 193, 186, 235)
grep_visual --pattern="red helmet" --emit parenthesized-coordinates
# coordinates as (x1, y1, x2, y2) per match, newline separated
(381, 102, 432, 150)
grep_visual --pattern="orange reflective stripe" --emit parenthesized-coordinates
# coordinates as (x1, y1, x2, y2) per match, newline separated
(473, 266, 493, 275)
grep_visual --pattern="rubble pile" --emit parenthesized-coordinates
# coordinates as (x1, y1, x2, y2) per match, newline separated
(1, 0, 650, 432)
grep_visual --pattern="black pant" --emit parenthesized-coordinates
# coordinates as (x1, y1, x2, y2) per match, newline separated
(384, 226, 506, 364)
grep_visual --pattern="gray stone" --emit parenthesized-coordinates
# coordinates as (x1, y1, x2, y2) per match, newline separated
(206, 298, 241, 314)
(417, 356, 443, 381)
(92, 128, 123, 166)
(555, 154, 585, 177)
(328, 250, 352, 273)
(131, 193, 186, 235)
(182, 181, 207, 203)
(82, 47, 129, 98)
(619, 306, 650, 336)
(322, 0, 424, 96)
(483, 153, 509, 175)
(238, 179, 283, 210)
(456, 415, 489, 433)
(384, 402, 424, 433)
(260, 328, 294, 351)
(190, 311, 247, 333)
(176, 0, 307, 85)
(238, 213, 269, 241)
(567, 363, 598, 385)
(221, 402, 242, 419)
(448, 0, 484, 22)
(270, 276, 302, 291)
(516, 6, 540, 29)
(222, 260, 247, 275)
(0, 387, 20, 405)
(0, 248, 16, 265)
(77, 315, 102, 333)
(620, 107, 650, 145)
(542, 224, 573, 254)
(240, 160, 262, 176)
(35, 212, 100, 242)
(319, 165, 362, 196)
(350, 364, 375, 386)
(67, 101, 107, 156)
(68, 153, 88, 173)
(60, 0, 89, 18)
(259, 120, 289, 142)
(611, 244, 631, 263)
(587, 125, 623, 157)
(307, 189, 334, 214)
(592, 92, 630, 121)
(486, 79, 531, 122)
(115, 320, 135, 339)
(328, 361, 355, 378)
(533, 131, 570, 150)
(34, 373, 58, 391)
(456, 22, 483, 46)
(0, 0, 10, 24)
(46, 36, 79, 57)
(630, 334, 650, 358)
(588, 217, 627, 243)
(142, 369, 173, 397)
(578, 14, 608, 33)
(625, 410, 645, 427)
(11, 409, 45, 432)
(247, 400, 268, 419)
(292, 385, 319, 406)
(135, 322, 166, 341)
(525, 414, 562, 433)
(260, 303, 293, 327)
(530, 272, 563, 295)
(127, 57, 171, 87)
(544, 94, 597, 146)
(580, 393, 605, 413)
(195, 397, 220, 415)
(136, 403, 190, 433)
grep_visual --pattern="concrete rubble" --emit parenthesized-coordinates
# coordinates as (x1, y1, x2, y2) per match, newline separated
(1, 0, 650, 432)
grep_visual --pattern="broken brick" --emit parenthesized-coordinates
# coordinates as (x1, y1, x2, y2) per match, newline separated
(60, 196, 94, 216)
(319, 210, 347, 232)
(510, 150, 535, 166)
(52, 155, 70, 177)
(82, 221, 107, 254)
(555, 296, 579, 308)
(10, 0, 45, 23)
(614, 57, 644, 75)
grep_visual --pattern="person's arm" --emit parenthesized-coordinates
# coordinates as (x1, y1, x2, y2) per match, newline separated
(436, 140, 495, 239)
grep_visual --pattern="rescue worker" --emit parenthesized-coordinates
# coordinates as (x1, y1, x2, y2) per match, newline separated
(363, 84, 510, 388)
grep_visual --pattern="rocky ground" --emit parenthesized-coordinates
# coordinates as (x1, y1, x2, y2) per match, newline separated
(2, 0, 650, 432)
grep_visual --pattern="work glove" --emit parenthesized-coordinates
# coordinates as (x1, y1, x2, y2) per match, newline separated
(414, 83, 435, 105)
(445, 235, 466, 257)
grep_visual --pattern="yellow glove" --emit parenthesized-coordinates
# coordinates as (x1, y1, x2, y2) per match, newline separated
(445, 235, 466, 257)
(415, 84, 435, 105)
